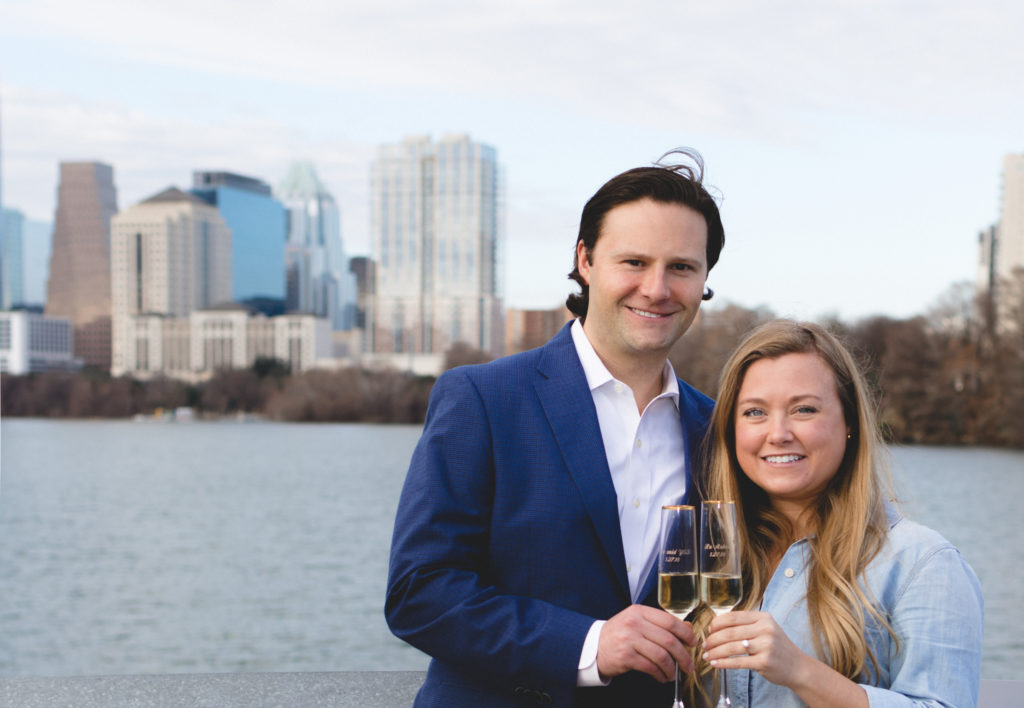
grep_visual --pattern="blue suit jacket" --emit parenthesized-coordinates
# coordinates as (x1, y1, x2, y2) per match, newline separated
(386, 323, 714, 707)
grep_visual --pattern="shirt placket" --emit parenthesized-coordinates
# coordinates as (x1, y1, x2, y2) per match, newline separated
(631, 410, 655, 597)
(614, 382, 643, 596)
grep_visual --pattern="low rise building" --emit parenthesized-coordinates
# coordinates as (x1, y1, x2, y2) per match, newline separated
(119, 305, 331, 382)
(0, 310, 80, 374)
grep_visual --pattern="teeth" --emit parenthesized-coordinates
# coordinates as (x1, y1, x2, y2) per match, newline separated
(629, 307, 664, 319)
(765, 455, 803, 463)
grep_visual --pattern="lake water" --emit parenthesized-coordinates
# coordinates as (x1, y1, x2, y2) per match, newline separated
(0, 419, 1020, 679)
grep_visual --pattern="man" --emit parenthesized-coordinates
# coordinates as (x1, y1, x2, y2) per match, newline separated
(386, 150, 726, 707)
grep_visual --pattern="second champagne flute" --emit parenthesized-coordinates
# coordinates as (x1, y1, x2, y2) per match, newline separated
(701, 500, 743, 708)
(658, 504, 698, 708)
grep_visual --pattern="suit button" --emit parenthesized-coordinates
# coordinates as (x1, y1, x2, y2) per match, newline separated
(513, 687, 552, 704)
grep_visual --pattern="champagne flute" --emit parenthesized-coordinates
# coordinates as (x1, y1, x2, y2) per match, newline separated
(700, 500, 743, 708)
(658, 504, 698, 708)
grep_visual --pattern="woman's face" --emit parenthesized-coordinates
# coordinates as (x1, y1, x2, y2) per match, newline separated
(733, 351, 849, 522)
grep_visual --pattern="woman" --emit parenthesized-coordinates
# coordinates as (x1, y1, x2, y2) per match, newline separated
(699, 320, 983, 707)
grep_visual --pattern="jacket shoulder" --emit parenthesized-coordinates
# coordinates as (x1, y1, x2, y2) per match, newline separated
(439, 326, 574, 387)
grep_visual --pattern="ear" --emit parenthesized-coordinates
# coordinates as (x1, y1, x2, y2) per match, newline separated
(576, 241, 591, 285)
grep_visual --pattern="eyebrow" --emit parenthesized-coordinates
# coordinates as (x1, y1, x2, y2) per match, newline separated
(737, 394, 825, 406)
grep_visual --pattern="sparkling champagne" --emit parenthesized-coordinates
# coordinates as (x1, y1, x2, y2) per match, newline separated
(700, 572, 742, 614)
(658, 572, 699, 619)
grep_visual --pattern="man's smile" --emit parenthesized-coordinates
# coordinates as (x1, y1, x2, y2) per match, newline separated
(626, 306, 674, 319)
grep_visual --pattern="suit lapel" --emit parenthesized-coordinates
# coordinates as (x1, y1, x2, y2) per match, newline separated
(534, 325, 631, 603)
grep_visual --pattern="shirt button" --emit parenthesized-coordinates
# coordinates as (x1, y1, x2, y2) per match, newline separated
(636, 439, 643, 448)
(626, 563, 632, 573)
(614, 383, 625, 394)
(784, 568, 795, 578)
(632, 498, 640, 509)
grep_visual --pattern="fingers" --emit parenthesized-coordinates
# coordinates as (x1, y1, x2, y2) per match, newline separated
(596, 605, 697, 682)
(707, 609, 759, 634)
(702, 612, 790, 678)
(703, 611, 759, 651)
(701, 611, 758, 665)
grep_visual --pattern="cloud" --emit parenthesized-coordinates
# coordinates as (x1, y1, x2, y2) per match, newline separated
(2, 84, 374, 240)
(10, 0, 1020, 139)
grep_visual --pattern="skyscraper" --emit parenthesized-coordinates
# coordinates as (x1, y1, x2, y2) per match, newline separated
(21, 218, 52, 307)
(369, 134, 504, 358)
(1, 208, 25, 308)
(190, 171, 287, 306)
(997, 154, 1024, 281)
(978, 154, 1024, 292)
(45, 162, 118, 369)
(0, 96, 5, 298)
(277, 162, 355, 330)
(349, 255, 375, 330)
(109, 187, 231, 376)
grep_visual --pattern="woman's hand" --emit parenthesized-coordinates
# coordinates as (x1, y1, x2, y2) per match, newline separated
(702, 611, 868, 708)
(702, 610, 810, 688)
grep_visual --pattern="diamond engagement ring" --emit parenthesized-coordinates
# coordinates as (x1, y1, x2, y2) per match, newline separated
(742, 639, 751, 652)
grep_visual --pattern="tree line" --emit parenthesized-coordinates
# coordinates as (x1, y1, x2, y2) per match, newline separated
(3, 274, 1022, 447)
(0, 358, 435, 424)
(669, 272, 1024, 448)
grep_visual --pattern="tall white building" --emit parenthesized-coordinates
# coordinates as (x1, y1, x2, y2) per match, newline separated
(109, 187, 232, 376)
(997, 154, 1024, 281)
(277, 162, 356, 331)
(369, 134, 504, 362)
(979, 154, 1024, 291)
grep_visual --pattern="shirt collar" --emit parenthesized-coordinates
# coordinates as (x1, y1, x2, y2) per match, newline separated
(570, 318, 679, 405)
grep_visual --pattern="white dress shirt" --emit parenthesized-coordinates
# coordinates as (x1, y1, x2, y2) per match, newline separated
(570, 319, 687, 685)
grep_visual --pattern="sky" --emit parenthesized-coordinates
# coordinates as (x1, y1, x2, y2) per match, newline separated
(1, 0, 1021, 322)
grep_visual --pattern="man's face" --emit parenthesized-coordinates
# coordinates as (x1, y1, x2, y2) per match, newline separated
(578, 198, 708, 370)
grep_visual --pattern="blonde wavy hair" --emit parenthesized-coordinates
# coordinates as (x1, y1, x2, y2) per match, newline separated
(699, 319, 898, 684)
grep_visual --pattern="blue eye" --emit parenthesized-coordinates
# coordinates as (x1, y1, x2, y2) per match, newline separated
(741, 408, 765, 418)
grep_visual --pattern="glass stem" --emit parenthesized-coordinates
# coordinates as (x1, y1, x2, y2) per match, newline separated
(673, 660, 685, 707)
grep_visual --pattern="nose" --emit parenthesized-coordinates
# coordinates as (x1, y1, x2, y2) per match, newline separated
(767, 416, 794, 444)
(639, 268, 669, 300)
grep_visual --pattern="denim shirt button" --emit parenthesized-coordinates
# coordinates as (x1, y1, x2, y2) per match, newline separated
(784, 568, 795, 578)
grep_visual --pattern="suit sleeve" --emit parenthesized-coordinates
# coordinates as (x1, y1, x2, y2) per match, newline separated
(385, 368, 596, 701)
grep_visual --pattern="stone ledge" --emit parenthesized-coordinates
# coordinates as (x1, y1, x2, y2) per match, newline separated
(0, 672, 1016, 706)
(0, 671, 426, 708)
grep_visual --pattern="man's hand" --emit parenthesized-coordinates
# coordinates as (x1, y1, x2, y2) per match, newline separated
(596, 605, 696, 682)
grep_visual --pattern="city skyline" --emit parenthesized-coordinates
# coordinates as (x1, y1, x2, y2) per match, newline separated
(2, 1, 1023, 322)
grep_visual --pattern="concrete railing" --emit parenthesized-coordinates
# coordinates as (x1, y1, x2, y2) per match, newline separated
(0, 671, 426, 708)
(0, 672, 1017, 706)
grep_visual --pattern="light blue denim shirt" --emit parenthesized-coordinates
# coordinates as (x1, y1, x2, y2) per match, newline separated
(727, 505, 983, 707)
